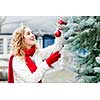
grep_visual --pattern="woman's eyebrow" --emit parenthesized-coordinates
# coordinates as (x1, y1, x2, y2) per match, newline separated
(27, 30, 31, 33)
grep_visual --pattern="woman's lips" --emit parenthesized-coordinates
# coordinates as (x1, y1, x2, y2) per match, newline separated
(30, 38, 34, 41)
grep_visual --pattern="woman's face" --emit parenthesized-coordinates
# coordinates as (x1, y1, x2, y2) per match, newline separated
(24, 27, 36, 49)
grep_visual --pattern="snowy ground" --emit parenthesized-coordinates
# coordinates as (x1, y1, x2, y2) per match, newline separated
(42, 48, 78, 83)
(1, 67, 77, 83)
(43, 68, 77, 83)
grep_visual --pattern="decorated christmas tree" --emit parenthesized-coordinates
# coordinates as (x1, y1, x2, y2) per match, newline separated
(60, 16, 100, 83)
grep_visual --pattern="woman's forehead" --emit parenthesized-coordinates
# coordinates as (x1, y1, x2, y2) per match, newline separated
(24, 27, 32, 32)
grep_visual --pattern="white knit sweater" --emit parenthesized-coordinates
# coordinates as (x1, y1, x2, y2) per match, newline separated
(12, 34, 64, 83)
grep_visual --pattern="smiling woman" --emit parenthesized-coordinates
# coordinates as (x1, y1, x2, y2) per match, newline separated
(8, 25, 64, 83)
(23, 27, 37, 49)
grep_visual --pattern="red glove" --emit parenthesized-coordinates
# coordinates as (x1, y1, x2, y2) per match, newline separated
(46, 51, 61, 67)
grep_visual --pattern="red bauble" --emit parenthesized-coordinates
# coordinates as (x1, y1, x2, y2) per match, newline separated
(58, 19, 67, 25)
(54, 30, 61, 37)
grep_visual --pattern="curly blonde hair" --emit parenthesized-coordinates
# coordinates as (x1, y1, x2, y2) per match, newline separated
(11, 26, 37, 58)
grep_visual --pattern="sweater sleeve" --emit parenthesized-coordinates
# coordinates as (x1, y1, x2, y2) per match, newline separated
(13, 57, 51, 83)
(39, 31, 64, 59)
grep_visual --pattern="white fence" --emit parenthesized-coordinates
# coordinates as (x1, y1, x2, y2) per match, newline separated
(0, 35, 11, 60)
(0, 35, 11, 68)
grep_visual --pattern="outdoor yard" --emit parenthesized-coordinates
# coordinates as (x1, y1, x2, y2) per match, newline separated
(43, 68, 77, 83)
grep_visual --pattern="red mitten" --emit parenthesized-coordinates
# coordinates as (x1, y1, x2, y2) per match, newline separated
(46, 51, 61, 67)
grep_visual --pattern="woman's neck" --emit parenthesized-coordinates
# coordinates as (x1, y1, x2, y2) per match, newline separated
(26, 46, 32, 49)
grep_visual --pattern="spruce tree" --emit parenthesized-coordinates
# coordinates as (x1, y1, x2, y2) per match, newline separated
(61, 16, 100, 83)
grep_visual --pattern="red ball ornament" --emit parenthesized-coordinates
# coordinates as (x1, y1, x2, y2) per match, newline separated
(58, 19, 67, 25)
(54, 30, 61, 37)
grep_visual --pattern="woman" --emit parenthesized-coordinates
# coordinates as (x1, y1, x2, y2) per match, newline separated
(8, 25, 64, 83)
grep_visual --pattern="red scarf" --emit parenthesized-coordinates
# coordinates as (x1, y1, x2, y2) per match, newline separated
(8, 45, 42, 83)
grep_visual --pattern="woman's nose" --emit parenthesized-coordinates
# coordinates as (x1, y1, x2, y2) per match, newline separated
(31, 34, 35, 39)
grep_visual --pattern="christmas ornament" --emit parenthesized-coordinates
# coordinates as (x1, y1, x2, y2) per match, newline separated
(58, 19, 67, 25)
(54, 30, 61, 37)
(78, 48, 90, 57)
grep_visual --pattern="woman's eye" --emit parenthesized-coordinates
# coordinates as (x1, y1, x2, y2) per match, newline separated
(27, 32, 30, 35)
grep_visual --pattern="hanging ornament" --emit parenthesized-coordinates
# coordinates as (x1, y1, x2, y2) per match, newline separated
(58, 19, 67, 25)
(78, 48, 90, 57)
(54, 29, 61, 37)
